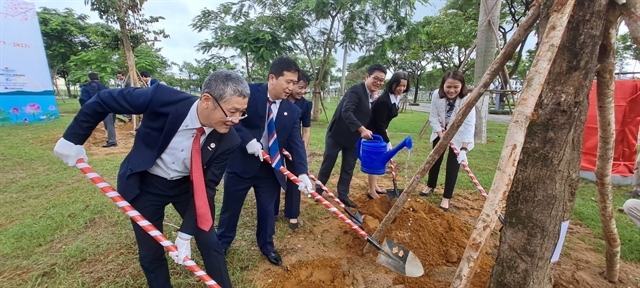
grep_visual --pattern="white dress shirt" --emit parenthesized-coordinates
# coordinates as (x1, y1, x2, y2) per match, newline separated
(148, 100, 214, 180)
(260, 94, 281, 149)
(429, 96, 476, 151)
(390, 94, 400, 107)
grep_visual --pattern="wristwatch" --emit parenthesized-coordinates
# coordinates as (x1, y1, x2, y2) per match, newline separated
(460, 147, 468, 151)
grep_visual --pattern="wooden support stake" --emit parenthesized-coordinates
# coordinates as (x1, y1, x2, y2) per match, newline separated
(449, 1, 574, 286)
(620, 0, 640, 47)
(363, 4, 542, 254)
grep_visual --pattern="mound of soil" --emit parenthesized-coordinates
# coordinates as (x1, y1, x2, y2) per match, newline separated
(252, 169, 640, 288)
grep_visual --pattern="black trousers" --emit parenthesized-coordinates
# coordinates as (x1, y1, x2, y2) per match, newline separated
(217, 163, 281, 255)
(426, 137, 461, 199)
(274, 157, 301, 219)
(317, 134, 358, 198)
(130, 172, 232, 288)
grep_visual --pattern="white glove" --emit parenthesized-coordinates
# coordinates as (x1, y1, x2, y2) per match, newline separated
(245, 139, 263, 161)
(386, 142, 393, 151)
(54, 137, 88, 166)
(457, 149, 468, 164)
(169, 232, 192, 265)
(297, 174, 313, 194)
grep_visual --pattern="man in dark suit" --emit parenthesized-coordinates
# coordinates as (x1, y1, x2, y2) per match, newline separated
(275, 69, 312, 230)
(53, 70, 250, 288)
(141, 71, 159, 87)
(217, 56, 313, 266)
(316, 64, 387, 208)
(79, 72, 117, 148)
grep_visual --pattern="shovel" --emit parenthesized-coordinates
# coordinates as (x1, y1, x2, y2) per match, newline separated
(262, 151, 424, 277)
(386, 159, 403, 201)
(280, 149, 364, 226)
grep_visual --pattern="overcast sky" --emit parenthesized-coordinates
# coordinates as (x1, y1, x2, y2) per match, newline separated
(31, 0, 450, 74)
(29, 0, 640, 75)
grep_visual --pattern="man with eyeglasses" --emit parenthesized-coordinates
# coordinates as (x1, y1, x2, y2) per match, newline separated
(316, 64, 388, 208)
(217, 56, 313, 267)
(53, 70, 249, 288)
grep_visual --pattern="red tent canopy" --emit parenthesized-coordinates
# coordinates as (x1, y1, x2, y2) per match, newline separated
(580, 80, 640, 176)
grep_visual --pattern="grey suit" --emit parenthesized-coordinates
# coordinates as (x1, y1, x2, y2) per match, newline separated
(317, 82, 371, 198)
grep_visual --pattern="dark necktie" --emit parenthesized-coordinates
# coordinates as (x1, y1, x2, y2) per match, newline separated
(191, 127, 212, 231)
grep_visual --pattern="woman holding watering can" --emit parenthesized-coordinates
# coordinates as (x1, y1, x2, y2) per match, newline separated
(419, 71, 475, 211)
(364, 71, 410, 200)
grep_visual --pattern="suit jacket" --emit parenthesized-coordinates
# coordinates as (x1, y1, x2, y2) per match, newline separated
(327, 82, 371, 147)
(429, 95, 476, 151)
(366, 91, 399, 143)
(63, 84, 240, 235)
(79, 81, 109, 106)
(226, 83, 308, 188)
(292, 97, 312, 128)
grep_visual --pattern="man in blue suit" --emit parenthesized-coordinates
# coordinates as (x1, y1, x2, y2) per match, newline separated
(53, 70, 250, 288)
(217, 56, 313, 266)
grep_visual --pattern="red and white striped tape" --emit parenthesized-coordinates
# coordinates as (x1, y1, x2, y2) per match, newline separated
(74, 159, 221, 288)
(447, 143, 489, 199)
(280, 150, 349, 209)
(261, 151, 368, 239)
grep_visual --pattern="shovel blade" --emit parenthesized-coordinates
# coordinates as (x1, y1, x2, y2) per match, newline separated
(386, 188, 404, 201)
(344, 208, 364, 227)
(375, 238, 424, 277)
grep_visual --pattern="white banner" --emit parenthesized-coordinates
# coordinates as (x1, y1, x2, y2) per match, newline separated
(0, 0, 54, 93)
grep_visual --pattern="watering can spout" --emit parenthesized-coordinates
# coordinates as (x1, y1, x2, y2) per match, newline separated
(379, 136, 413, 165)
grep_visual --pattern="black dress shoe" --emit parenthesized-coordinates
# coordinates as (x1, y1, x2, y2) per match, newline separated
(102, 142, 118, 148)
(265, 251, 282, 266)
(339, 196, 358, 208)
(288, 221, 299, 230)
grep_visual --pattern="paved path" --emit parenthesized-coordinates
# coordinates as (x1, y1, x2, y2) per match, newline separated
(405, 102, 512, 124)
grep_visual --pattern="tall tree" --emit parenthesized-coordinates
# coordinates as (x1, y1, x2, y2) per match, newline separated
(192, 0, 423, 121)
(38, 7, 90, 97)
(473, 0, 502, 144)
(84, 0, 168, 87)
(489, 0, 609, 287)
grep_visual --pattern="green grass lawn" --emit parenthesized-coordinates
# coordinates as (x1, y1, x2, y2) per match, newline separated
(0, 99, 638, 287)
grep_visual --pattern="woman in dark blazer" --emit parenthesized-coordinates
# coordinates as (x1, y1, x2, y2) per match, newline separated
(365, 71, 409, 199)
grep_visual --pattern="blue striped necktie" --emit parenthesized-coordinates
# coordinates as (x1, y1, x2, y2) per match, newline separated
(267, 99, 282, 168)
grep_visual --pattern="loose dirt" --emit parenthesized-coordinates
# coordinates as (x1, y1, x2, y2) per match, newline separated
(81, 130, 640, 288)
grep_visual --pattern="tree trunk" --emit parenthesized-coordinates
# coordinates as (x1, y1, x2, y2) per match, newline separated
(620, 0, 640, 47)
(595, 3, 622, 282)
(117, 15, 139, 88)
(245, 53, 252, 82)
(312, 12, 339, 122)
(51, 68, 59, 96)
(452, 0, 572, 285)
(340, 45, 348, 96)
(364, 4, 541, 255)
(488, 1, 608, 287)
(65, 79, 73, 98)
(473, 0, 502, 144)
(413, 80, 419, 103)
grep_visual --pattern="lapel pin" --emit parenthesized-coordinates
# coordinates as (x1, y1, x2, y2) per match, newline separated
(207, 143, 216, 151)
(284, 112, 288, 116)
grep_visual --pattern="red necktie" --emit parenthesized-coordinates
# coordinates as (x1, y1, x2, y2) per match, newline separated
(191, 127, 212, 231)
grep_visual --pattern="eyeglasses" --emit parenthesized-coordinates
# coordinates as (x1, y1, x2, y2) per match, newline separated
(369, 76, 385, 84)
(211, 95, 248, 121)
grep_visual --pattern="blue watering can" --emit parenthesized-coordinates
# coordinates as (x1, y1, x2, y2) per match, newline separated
(357, 134, 413, 175)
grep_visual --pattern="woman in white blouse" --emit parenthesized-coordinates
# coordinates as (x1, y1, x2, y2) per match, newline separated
(419, 71, 475, 211)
